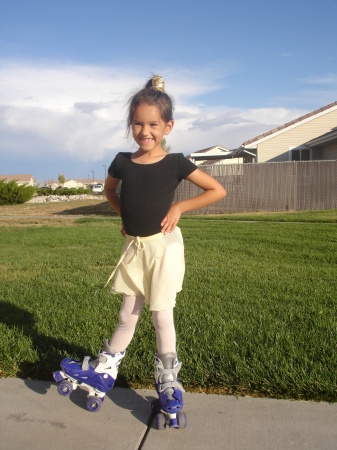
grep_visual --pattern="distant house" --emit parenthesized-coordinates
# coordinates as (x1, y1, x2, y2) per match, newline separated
(72, 179, 105, 188)
(238, 100, 337, 163)
(0, 174, 36, 186)
(63, 179, 105, 189)
(63, 180, 84, 189)
(187, 145, 248, 166)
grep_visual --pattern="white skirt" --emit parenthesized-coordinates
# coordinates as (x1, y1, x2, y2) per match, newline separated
(108, 227, 185, 311)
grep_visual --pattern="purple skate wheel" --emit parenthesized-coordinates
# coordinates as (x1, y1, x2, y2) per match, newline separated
(155, 412, 166, 430)
(57, 380, 73, 397)
(86, 396, 102, 412)
(177, 411, 187, 429)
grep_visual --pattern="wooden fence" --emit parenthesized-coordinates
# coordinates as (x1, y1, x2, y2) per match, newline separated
(174, 160, 337, 214)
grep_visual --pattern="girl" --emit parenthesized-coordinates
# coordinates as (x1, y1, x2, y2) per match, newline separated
(54, 75, 226, 422)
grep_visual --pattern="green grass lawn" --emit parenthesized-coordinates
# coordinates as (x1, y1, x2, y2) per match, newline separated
(0, 211, 336, 401)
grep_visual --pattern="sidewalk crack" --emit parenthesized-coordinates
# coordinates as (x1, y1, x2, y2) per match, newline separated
(137, 412, 154, 450)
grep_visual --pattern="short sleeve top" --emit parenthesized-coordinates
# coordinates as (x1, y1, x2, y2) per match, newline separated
(108, 152, 197, 236)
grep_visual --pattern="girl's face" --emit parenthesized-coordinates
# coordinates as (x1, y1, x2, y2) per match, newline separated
(132, 103, 173, 154)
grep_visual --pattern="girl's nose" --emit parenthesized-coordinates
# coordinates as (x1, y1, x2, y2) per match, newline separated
(141, 126, 150, 136)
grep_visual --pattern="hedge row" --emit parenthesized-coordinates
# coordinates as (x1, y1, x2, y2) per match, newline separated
(36, 187, 92, 196)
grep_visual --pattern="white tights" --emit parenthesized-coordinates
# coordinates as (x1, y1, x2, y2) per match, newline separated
(108, 295, 176, 355)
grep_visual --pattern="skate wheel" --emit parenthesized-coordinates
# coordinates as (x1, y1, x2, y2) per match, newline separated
(86, 396, 102, 412)
(151, 399, 161, 414)
(155, 412, 166, 430)
(177, 411, 187, 429)
(57, 380, 73, 397)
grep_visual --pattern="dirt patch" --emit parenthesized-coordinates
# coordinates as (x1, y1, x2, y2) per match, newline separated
(0, 199, 118, 226)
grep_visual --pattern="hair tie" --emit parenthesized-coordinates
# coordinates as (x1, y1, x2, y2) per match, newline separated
(152, 75, 165, 92)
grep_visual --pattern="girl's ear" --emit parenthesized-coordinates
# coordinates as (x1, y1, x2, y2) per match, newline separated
(164, 120, 174, 135)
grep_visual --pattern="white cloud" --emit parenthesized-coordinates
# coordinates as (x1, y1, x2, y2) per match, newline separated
(0, 59, 316, 179)
(301, 74, 337, 85)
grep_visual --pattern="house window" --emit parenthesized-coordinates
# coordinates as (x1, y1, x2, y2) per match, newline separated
(291, 148, 311, 161)
(243, 155, 254, 163)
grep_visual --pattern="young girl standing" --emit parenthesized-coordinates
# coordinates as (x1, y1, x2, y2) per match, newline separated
(54, 75, 226, 426)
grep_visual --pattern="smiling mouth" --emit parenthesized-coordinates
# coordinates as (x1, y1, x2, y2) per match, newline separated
(140, 138, 153, 143)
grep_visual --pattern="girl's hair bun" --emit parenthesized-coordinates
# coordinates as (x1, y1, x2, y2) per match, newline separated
(151, 75, 165, 92)
(144, 74, 165, 92)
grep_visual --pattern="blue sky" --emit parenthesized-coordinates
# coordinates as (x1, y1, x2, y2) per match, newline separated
(1, 0, 336, 183)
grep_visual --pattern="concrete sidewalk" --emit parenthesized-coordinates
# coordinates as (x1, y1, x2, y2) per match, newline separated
(0, 378, 336, 450)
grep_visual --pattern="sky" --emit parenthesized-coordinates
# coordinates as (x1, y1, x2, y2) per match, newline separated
(1, 0, 336, 183)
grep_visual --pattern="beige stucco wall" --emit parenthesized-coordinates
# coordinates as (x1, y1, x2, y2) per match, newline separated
(249, 108, 337, 163)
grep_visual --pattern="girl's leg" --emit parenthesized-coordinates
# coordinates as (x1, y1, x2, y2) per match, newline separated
(152, 309, 176, 355)
(152, 309, 185, 418)
(108, 294, 144, 353)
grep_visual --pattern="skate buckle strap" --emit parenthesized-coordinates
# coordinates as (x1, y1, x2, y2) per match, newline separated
(156, 362, 185, 393)
(82, 356, 91, 371)
(157, 362, 182, 376)
(96, 353, 109, 365)
(158, 380, 185, 393)
(105, 232, 162, 287)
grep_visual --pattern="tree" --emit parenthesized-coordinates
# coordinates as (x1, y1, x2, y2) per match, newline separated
(58, 174, 65, 184)
(161, 138, 171, 153)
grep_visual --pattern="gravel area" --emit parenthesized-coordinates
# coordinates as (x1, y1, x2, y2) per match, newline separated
(28, 194, 105, 203)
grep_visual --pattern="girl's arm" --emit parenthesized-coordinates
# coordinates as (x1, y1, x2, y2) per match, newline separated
(104, 175, 126, 236)
(104, 175, 121, 217)
(161, 169, 226, 234)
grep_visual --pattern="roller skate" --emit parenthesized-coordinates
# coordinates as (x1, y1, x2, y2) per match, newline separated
(151, 353, 187, 430)
(53, 340, 125, 412)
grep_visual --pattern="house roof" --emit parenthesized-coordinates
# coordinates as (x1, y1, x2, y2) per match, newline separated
(0, 174, 35, 182)
(305, 128, 337, 147)
(243, 100, 337, 147)
(187, 145, 231, 160)
(191, 145, 230, 154)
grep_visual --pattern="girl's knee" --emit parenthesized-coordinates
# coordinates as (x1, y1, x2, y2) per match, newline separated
(152, 309, 174, 331)
(119, 309, 140, 327)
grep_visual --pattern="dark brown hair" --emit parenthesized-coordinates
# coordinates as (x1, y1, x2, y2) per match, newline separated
(126, 76, 174, 136)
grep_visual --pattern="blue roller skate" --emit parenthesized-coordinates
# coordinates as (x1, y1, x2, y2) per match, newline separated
(151, 353, 187, 430)
(53, 340, 125, 412)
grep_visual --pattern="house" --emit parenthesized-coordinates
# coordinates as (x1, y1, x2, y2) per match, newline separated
(237, 100, 337, 163)
(62, 179, 106, 189)
(63, 179, 84, 189)
(187, 145, 246, 165)
(187, 101, 337, 165)
(74, 179, 105, 188)
(0, 174, 36, 186)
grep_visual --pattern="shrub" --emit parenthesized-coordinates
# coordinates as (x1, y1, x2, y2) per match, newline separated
(67, 188, 78, 196)
(77, 187, 90, 195)
(0, 180, 37, 205)
(37, 187, 53, 196)
(53, 187, 92, 196)
(36, 186, 93, 197)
